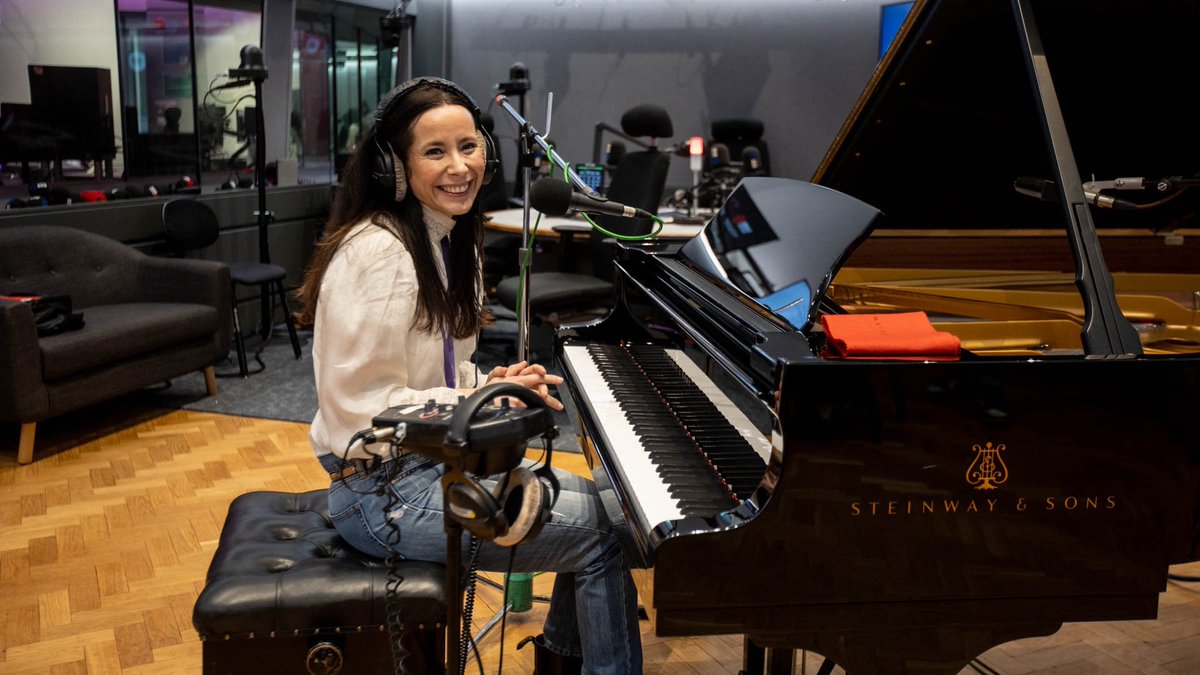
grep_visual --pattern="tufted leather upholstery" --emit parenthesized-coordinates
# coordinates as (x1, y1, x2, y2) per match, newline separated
(194, 490, 447, 640)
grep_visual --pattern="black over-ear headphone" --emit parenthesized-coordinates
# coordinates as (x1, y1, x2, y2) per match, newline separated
(369, 76, 499, 200)
(443, 383, 559, 547)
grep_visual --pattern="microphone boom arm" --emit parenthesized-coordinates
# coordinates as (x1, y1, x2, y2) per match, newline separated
(494, 95, 599, 197)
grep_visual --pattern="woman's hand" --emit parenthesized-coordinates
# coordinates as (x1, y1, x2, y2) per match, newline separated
(482, 361, 565, 411)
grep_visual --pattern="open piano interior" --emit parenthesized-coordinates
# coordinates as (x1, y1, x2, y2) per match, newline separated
(555, 1, 1200, 674)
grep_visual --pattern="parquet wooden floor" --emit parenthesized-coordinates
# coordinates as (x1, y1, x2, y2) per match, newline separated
(2, 405, 1199, 674)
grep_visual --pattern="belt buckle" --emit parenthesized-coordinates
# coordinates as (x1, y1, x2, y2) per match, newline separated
(328, 450, 410, 482)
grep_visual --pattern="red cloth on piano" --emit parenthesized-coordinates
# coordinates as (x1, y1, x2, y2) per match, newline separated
(820, 311, 961, 360)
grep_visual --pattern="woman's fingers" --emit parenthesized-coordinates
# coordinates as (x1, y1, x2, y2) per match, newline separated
(489, 362, 565, 410)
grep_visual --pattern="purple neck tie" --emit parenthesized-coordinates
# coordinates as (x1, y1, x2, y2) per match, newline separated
(440, 236, 455, 388)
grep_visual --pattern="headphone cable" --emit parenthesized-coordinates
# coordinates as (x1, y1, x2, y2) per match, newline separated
(496, 546, 518, 675)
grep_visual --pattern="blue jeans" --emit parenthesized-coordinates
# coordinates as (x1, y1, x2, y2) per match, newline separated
(319, 452, 643, 675)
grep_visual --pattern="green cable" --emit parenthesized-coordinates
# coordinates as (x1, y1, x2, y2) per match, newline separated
(513, 146, 666, 324)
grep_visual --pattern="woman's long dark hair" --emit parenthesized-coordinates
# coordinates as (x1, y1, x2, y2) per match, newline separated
(295, 84, 490, 339)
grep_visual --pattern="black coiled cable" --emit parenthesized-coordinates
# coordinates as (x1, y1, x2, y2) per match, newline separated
(458, 538, 485, 675)
(379, 455, 414, 675)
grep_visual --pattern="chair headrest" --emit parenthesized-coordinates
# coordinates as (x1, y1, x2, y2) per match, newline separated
(711, 117, 764, 143)
(621, 104, 673, 140)
(162, 198, 220, 251)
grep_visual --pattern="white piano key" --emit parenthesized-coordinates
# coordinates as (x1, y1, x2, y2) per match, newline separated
(562, 344, 772, 532)
(563, 344, 686, 529)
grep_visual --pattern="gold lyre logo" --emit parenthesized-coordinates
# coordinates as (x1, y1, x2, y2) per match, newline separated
(966, 442, 1008, 490)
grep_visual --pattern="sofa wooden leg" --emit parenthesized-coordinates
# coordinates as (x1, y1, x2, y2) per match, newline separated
(18, 423, 35, 464)
(203, 366, 218, 396)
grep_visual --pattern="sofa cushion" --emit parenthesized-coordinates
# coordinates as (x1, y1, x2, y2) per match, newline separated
(40, 302, 220, 380)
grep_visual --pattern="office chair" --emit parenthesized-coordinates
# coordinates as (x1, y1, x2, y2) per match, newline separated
(493, 104, 673, 354)
(709, 117, 770, 176)
(161, 198, 302, 377)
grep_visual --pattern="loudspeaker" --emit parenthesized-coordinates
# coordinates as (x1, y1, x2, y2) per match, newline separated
(368, 76, 498, 201)
(442, 382, 558, 547)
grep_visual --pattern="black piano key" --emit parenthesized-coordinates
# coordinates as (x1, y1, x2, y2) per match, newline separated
(588, 343, 769, 511)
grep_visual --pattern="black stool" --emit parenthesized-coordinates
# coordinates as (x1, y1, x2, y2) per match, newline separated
(193, 490, 447, 675)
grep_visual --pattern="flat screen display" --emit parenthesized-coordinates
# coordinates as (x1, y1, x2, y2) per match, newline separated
(880, 1, 915, 59)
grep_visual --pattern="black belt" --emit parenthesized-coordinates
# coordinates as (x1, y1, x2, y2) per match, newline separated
(327, 451, 411, 482)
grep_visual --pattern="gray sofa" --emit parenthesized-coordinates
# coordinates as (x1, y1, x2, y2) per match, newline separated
(0, 225, 231, 464)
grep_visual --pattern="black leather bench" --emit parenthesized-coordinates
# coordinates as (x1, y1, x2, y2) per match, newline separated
(193, 490, 447, 675)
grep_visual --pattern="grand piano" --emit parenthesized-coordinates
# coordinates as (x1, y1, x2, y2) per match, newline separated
(554, 1, 1200, 673)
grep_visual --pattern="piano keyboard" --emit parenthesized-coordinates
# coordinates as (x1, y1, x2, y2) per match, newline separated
(562, 343, 771, 531)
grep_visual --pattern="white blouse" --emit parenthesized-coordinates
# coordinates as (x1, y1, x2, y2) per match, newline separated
(309, 207, 487, 459)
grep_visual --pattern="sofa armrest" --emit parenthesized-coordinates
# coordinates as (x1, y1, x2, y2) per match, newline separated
(137, 257, 230, 307)
(0, 299, 50, 423)
(137, 257, 232, 358)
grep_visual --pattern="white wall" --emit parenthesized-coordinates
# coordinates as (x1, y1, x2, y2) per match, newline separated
(0, 0, 120, 104)
(1, 0, 122, 170)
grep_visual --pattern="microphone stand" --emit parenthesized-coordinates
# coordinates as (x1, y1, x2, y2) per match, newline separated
(228, 53, 274, 341)
(493, 94, 596, 362)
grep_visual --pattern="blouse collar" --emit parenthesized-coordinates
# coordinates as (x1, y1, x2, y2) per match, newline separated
(421, 205, 456, 242)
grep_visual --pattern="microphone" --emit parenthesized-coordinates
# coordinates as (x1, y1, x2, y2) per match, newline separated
(529, 177, 654, 219)
(709, 143, 731, 170)
(604, 141, 625, 168)
(741, 146, 763, 174)
(1014, 177, 1138, 210)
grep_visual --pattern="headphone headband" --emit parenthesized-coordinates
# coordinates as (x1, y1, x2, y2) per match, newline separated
(375, 76, 482, 130)
(370, 76, 498, 197)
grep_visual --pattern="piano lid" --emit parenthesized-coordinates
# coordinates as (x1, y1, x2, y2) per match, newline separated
(812, 0, 1200, 232)
(678, 177, 883, 331)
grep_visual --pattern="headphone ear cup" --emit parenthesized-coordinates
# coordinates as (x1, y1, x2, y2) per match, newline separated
(388, 146, 408, 201)
(491, 467, 552, 548)
(480, 128, 498, 186)
(371, 139, 408, 201)
(447, 478, 507, 541)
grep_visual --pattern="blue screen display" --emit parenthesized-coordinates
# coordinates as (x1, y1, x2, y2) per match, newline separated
(575, 164, 604, 194)
(879, 1, 915, 59)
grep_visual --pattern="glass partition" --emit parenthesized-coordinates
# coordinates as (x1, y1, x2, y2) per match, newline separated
(293, 14, 334, 185)
(0, 0, 385, 209)
(194, 2, 264, 189)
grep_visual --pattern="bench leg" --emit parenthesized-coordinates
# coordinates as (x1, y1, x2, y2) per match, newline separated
(18, 423, 35, 464)
(203, 366, 218, 396)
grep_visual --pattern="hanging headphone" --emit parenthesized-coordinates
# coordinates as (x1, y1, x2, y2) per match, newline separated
(369, 76, 499, 201)
(443, 383, 559, 547)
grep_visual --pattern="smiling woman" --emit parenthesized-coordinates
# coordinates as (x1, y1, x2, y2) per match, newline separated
(291, 76, 644, 675)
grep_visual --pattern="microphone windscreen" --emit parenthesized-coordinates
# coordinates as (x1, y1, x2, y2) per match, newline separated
(528, 178, 573, 216)
(710, 143, 731, 168)
(605, 141, 625, 167)
(741, 146, 762, 171)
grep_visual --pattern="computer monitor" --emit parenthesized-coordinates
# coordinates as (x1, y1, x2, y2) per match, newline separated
(879, 1, 915, 60)
(575, 163, 605, 194)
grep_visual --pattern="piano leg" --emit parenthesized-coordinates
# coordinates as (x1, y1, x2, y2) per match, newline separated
(740, 637, 798, 675)
(740, 636, 763, 675)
